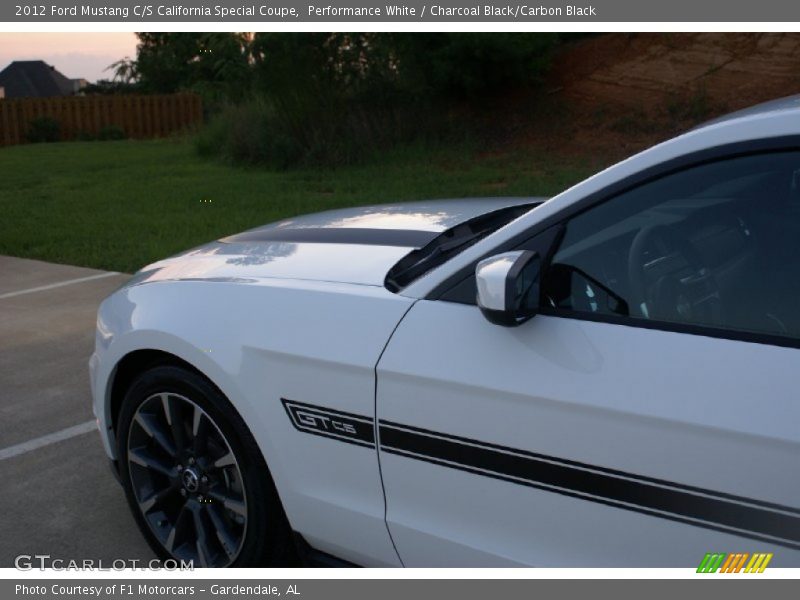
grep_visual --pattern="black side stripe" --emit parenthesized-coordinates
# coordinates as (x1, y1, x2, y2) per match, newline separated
(379, 421, 800, 550)
(380, 420, 800, 517)
(221, 227, 439, 248)
(381, 445, 800, 551)
(280, 400, 800, 550)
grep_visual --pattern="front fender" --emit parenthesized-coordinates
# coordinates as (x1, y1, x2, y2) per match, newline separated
(91, 277, 413, 565)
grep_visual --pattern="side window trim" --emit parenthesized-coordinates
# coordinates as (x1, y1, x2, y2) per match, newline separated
(536, 306, 800, 351)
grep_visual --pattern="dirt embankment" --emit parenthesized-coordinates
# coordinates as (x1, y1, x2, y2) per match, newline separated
(503, 33, 800, 162)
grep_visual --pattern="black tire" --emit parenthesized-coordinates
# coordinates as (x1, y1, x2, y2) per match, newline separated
(117, 364, 294, 567)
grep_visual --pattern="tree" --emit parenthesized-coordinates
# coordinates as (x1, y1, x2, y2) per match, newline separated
(133, 33, 251, 99)
(108, 57, 138, 84)
(391, 33, 559, 96)
(194, 33, 563, 168)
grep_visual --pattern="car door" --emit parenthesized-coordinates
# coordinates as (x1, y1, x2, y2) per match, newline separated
(376, 148, 800, 567)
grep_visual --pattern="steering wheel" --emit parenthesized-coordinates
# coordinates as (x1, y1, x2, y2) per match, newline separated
(627, 224, 722, 325)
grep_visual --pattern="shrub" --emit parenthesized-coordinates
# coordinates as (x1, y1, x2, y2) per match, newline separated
(195, 94, 460, 170)
(26, 117, 60, 143)
(97, 125, 126, 141)
(195, 99, 302, 170)
(197, 33, 559, 168)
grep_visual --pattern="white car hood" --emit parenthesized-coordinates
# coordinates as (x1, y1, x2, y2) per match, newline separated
(128, 198, 542, 288)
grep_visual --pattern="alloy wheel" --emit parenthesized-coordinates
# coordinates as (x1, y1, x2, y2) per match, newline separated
(126, 392, 247, 567)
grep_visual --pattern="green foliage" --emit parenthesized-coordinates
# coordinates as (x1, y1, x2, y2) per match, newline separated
(194, 99, 302, 169)
(26, 117, 61, 143)
(97, 125, 127, 141)
(391, 33, 559, 96)
(198, 33, 557, 168)
(126, 32, 558, 104)
(134, 33, 251, 102)
(82, 78, 139, 95)
(249, 32, 558, 98)
(248, 33, 406, 161)
(123, 32, 560, 168)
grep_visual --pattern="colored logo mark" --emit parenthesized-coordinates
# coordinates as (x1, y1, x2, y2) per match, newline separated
(697, 552, 773, 573)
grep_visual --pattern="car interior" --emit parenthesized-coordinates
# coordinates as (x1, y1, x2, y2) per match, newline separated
(544, 151, 800, 340)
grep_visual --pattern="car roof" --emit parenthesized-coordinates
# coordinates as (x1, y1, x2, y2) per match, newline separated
(694, 94, 800, 130)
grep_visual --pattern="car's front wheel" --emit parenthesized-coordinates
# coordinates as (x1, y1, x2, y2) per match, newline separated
(117, 365, 293, 567)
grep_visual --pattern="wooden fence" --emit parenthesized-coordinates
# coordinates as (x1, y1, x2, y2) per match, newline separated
(0, 93, 203, 146)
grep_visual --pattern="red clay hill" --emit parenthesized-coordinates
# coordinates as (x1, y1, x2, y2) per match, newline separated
(497, 33, 800, 163)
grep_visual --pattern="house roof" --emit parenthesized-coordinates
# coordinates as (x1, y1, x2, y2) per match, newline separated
(0, 61, 76, 98)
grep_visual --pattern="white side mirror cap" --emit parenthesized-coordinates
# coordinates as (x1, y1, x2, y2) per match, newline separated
(476, 250, 540, 326)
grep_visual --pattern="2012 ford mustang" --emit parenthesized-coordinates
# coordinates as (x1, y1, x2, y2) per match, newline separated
(91, 97, 800, 567)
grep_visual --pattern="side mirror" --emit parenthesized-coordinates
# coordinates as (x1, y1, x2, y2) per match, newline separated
(476, 250, 541, 326)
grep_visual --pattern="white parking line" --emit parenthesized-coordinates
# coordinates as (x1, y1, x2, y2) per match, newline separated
(0, 420, 97, 461)
(0, 272, 120, 300)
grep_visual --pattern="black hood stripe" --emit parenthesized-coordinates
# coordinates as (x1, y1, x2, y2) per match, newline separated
(221, 227, 439, 248)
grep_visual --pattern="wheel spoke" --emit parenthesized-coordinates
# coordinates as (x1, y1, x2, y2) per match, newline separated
(195, 540, 209, 568)
(192, 403, 202, 436)
(191, 504, 214, 567)
(165, 526, 176, 553)
(165, 504, 191, 553)
(161, 394, 187, 453)
(135, 412, 177, 457)
(129, 446, 175, 478)
(208, 488, 246, 517)
(192, 407, 210, 455)
(205, 503, 239, 560)
(161, 394, 171, 426)
(139, 484, 176, 513)
(213, 451, 235, 469)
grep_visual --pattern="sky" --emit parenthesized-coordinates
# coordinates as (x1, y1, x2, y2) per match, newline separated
(0, 33, 138, 83)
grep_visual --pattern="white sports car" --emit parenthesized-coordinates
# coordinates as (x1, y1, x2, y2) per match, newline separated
(91, 97, 800, 567)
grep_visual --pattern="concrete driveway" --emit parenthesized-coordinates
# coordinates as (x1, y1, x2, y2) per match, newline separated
(0, 256, 154, 566)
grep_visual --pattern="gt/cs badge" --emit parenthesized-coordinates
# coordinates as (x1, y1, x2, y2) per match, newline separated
(281, 399, 375, 448)
(296, 410, 357, 435)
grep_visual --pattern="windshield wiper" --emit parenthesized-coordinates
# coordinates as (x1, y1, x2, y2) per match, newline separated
(384, 203, 539, 292)
(385, 226, 494, 289)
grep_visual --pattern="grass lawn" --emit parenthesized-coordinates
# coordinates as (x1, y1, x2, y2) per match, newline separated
(0, 138, 599, 273)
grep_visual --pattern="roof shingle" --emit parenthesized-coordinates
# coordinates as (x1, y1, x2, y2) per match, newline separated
(0, 61, 77, 98)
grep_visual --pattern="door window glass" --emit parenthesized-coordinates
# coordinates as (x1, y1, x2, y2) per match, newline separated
(544, 151, 800, 340)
